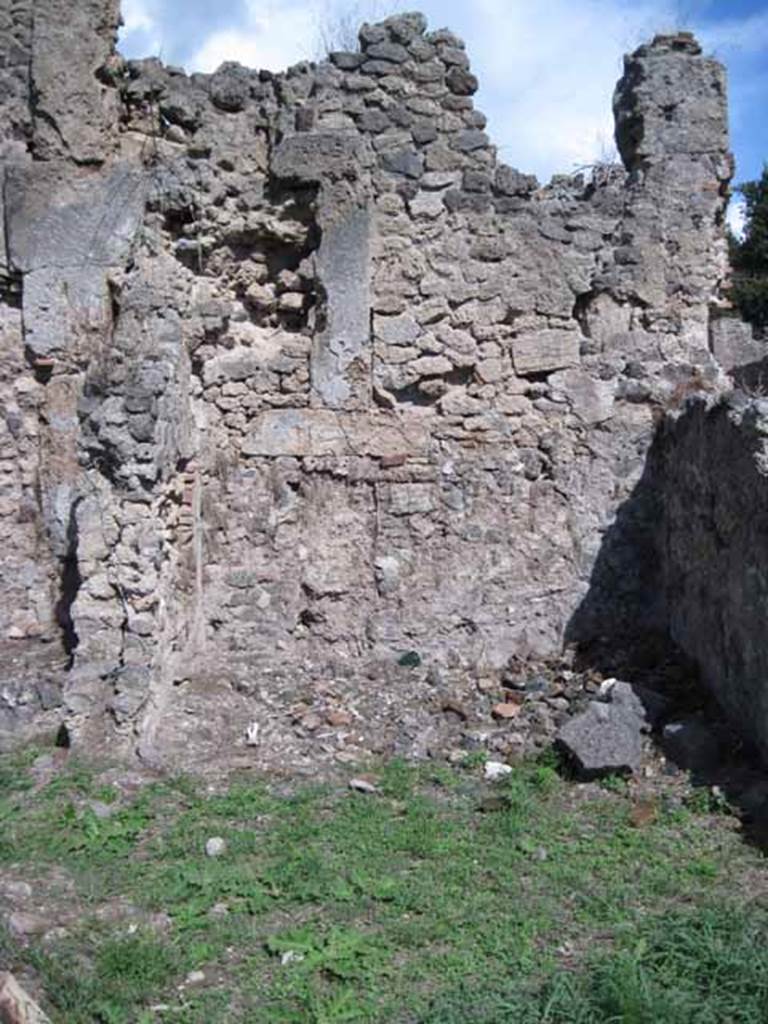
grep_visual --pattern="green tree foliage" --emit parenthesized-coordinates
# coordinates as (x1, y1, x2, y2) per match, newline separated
(729, 165, 768, 332)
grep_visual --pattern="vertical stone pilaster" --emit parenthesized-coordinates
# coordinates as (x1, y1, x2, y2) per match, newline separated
(312, 200, 372, 410)
(30, 0, 122, 163)
(611, 33, 733, 329)
(271, 133, 373, 410)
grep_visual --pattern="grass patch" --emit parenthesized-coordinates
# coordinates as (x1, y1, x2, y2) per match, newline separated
(537, 904, 768, 1023)
(0, 750, 766, 1022)
(27, 931, 182, 1024)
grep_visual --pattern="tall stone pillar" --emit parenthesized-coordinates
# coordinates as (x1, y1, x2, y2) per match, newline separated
(610, 33, 732, 344)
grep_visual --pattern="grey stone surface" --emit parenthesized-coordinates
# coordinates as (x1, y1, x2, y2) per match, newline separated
(614, 33, 727, 171)
(659, 398, 768, 762)
(548, 369, 615, 423)
(271, 133, 364, 184)
(662, 717, 723, 774)
(709, 315, 765, 374)
(242, 410, 430, 458)
(312, 204, 372, 408)
(29, 0, 122, 163)
(6, 164, 146, 273)
(210, 63, 252, 112)
(495, 165, 538, 196)
(0, 970, 54, 1023)
(556, 678, 669, 778)
(609, 681, 671, 731)
(512, 331, 581, 376)
(381, 149, 424, 178)
(556, 701, 644, 777)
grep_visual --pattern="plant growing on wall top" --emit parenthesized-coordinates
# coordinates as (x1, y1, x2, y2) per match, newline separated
(313, 0, 399, 56)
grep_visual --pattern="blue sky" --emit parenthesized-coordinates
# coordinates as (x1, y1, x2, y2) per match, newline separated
(119, 0, 767, 202)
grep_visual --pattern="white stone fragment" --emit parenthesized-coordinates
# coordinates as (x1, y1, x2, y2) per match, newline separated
(484, 760, 513, 781)
(349, 777, 378, 794)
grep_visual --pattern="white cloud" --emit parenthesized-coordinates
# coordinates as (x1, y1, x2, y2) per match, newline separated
(122, 0, 156, 34)
(454, 0, 682, 179)
(120, 0, 163, 56)
(188, 1, 317, 73)
(727, 196, 746, 239)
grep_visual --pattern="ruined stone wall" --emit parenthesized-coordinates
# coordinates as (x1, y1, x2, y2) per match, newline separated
(0, 6, 738, 768)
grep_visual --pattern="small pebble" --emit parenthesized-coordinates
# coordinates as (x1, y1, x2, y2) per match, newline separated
(7, 911, 49, 939)
(88, 800, 116, 820)
(281, 950, 305, 965)
(205, 837, 227, 857)
(2, 881, 32, 900)
(327, 709, 352, 727)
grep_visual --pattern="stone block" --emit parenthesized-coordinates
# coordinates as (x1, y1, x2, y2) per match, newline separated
(408, 191, 445, 219)
(365, 41, 409, 63)
(6, 163, 146, 273)
(22, 266, 112, 358)
(381, 148, 424, 178)
(374, 313, 420, 346)
(29, 0, 121, 162)
(437, 45, 470, 68)
(446, 66, 478, 96)
(361, 59, 399, 76)
(512, 330, 581, 376)
(382, 483, 435, 515)
(411, 121, 438, 145)
(710, 315, 764, 374)
(210, 62, 252, 112)
(453, 129, 489, 153)
(412, 355, 452, 376)
(358, 109, 390, 133)
(330, 51, 365, 70)
(548, 369, 615, 423)
(271, 133, 363, 184)
(557, 701, 644, 778)
(242, 410, 430, 458)
(0, 971, 53, 1024)
(494, 164, 538, 196)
